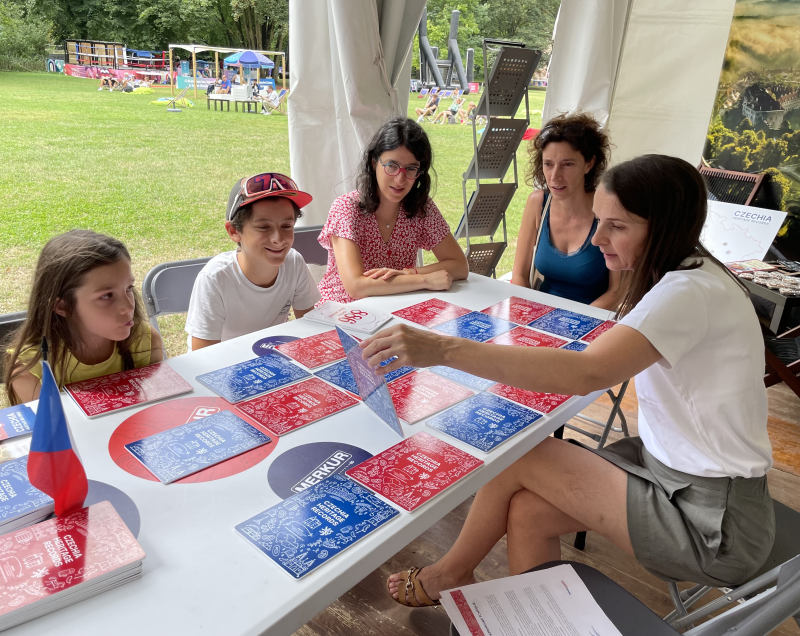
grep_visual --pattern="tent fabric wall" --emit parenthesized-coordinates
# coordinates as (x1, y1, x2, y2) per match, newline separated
(288, 0, 425, 226)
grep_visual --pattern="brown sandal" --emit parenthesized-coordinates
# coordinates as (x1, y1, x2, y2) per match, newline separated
(388, 566, 441, 607)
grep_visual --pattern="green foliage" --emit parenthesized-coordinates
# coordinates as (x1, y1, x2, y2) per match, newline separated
(0, 0, 52, 57)
(763, 167, 791, 212)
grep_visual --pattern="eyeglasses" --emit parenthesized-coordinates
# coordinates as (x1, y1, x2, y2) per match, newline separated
(539, 123, 586, 141)
(379, 160, 422, 180)
(243, 173, 299, 197)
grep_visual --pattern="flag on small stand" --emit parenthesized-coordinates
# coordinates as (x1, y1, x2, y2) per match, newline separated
(27, 359, 88, 517)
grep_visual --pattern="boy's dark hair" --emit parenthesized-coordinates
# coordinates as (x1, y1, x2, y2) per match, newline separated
(231, 199, 303, 233)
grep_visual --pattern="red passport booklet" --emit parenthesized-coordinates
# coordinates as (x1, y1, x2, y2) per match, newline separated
(274, 330, 345, 369)
(236, 377, 359, 436)
(65, 363, 193, 418)
(486, 326, 567, 348)
(388, 370, 474, 424)
(488, 383, 571, 414)
(392, 299, 471, 328)
(580, 320, 616, 343)
(346, 431, 483, 511)
(481, 297, 555, 325)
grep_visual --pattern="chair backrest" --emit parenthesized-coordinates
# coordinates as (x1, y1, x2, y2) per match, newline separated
(430, 86, 439, 94)
(419, 88, 429, 97)
(293, 225, 328, 266)
(699, 166, 765, 206)
(0, 312, 27, 380)
(142, 257, 212, 330)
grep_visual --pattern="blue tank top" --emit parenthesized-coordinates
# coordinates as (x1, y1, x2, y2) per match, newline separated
(533, 194, 609, 305)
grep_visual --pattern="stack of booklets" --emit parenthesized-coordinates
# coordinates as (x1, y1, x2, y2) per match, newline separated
(0, 404, 34, 441)
(0, 456, 54, 533)
(303, 301, 392, 334)
(65, 363, 193, 418)
(0, 501, 145, 631)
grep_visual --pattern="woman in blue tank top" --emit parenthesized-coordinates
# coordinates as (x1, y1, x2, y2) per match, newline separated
(512, 113, 626, 309)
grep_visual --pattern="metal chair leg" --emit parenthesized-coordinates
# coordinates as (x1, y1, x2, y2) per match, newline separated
(565, 380, 631, 449)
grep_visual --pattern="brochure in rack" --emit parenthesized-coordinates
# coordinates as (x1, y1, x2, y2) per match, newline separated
(303, 301, 392, 335)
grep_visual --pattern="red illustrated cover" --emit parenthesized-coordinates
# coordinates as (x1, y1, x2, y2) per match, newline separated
(0, 501, 145, 618)
(346, 431, 483, 511)
(580, 320, 616, 343)
(481, 297, 555, 325)
(388, 370, 474, 423)
(486, 326, 567, 348)
(488, 383, 571, 414)
(274, 330, 345, 369)
(65, 363, 193, 418)
(392, 299, 471, 328)
(235, 377, 359, 436)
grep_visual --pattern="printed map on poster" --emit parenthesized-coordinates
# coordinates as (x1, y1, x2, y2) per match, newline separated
(702, 200, 786, 262)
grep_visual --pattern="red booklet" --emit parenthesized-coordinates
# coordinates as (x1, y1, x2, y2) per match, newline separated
(486, 326, 567, 348)
(274, 330, 345, 369)
(346, 431, 483, 511)
(0, 501, 145, 629)
(392, 299, 471, 328)
(236, 377, 359, 436)
(388, 370, 474, 423)
(481, 297, 555, 325)
(580, 320, 616, 343)
(488, 383, 571, 414)
(65, 363, 193, 418)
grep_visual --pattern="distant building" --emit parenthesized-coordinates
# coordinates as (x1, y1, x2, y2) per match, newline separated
(741, 84, 784, 129)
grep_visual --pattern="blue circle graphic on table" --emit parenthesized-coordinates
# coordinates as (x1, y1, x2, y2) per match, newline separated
(267, 442, 373, 499)
(84, 479, 141, 538)
(251, 335, 299, 357)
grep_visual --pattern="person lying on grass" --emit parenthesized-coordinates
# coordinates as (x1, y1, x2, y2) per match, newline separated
(5, 230, 164, 404)
(185, 173, 320, 351)
(316, 116, 468, 305)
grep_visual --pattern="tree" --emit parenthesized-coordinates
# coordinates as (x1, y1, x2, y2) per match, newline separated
(0, 0, 52, 57)
(762, 167, 791, 211)
(750, 137, 788, 172)
(736, 117, 753, 133)
(716, 142, 752, 172)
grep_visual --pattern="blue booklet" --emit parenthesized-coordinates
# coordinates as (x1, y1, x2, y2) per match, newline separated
(337, 328, 403, 437)
(426, 393, 542, 452)
(196, 356, 310, 404)
(527, 309, 604, 340)
(429, 366, 496, 392)
(0, 405, 34, 440)
(125, 410, 272, 484)
(562, 340, 588, 352)
(235, 473, 399, 579)
(315, 359, 414, 398)
(0, 456, 54, 527)
(434, 311, 514, 342)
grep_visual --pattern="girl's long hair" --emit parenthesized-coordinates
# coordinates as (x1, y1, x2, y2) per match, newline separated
(3, 230, 147, 405)
(356, 117, 435, 218)
(601, 155, 745, 318)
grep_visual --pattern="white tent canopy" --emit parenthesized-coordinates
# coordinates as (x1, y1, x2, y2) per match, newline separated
(288, 0, 426, 226)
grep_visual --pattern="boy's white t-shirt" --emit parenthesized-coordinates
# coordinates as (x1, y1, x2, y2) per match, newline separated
(185, 249, 320, 349)
(619, 258, 772, 479)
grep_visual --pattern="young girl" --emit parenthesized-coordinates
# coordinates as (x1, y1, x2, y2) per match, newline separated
(4, 230, 164, 405)
(317, 117, 469, 304)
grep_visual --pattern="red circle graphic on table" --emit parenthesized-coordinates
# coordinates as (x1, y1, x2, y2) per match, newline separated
(108, 397, 279, 484)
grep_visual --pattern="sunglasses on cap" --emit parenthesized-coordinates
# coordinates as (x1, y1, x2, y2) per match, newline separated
(243, 173, 300, 199)
(539, 123, 586, 141)
(227, 172, 313, 221)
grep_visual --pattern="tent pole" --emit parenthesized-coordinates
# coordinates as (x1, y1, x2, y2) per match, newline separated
(169, 49, 174, 96)
(215, 52, 219, 79)
(192, 49, 198, 99)
(282, 54, 286, 90)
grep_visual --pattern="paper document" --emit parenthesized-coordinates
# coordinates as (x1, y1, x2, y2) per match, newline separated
(702, 200, 786, 262)
(441, 564, 622, 636)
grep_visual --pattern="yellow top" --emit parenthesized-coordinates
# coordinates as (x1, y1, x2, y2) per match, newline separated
(15, 323, 154, 386)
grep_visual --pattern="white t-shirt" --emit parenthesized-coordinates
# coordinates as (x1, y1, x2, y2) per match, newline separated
(185, 249, 321, 349)
(620, 258, 772, 478)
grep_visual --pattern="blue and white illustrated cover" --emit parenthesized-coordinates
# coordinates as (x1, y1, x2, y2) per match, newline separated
(434, 312, 514, 342)
(381, 357, 416, 384)
(0, 405, 34, 440)
(0, 456, 54, 527)
(336, 327, 403, 437)
(527, 309, 604, 341)
(429, 366, 496, 392)
(561, 341, 588, 352)
(426, 393, 542, 452)
(196, 355, 310, 403)
(315, 359, 415, 397)
(125, 410, 272, 483)
(235, 473, 399, 579)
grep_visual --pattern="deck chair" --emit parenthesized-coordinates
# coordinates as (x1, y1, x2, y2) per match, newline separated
(765, 324, 800, 398)
(166, 88, 189, 112)
(264, 89, 288, 115)
(430, 86, 439, 95)
(440, 90, 453, 99)
(418, 88, 429, 98)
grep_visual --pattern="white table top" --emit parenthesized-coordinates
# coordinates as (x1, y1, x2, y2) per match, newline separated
(9, 274, 612, 636)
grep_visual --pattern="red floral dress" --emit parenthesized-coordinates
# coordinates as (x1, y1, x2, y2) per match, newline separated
(317, 191, 452, 304)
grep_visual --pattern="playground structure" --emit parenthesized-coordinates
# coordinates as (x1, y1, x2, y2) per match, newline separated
(418, 9, 474, 94)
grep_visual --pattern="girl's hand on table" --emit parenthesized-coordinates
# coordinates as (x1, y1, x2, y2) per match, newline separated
(360, 324, 452, 373)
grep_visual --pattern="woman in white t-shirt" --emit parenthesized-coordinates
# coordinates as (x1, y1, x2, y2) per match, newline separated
(360, 155, 775, 606)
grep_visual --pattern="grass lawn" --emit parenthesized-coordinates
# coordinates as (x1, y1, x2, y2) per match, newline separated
(0, 72, 544, 358)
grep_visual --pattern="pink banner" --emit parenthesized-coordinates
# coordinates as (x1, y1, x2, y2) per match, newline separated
(64, 64, 174, 85)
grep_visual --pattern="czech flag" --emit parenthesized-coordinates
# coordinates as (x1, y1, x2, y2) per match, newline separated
(27, 361, 88, 517)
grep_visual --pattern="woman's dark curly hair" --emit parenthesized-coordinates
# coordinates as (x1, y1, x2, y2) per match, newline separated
(525, 112, 610, 192)
(357, 117, 435, 218)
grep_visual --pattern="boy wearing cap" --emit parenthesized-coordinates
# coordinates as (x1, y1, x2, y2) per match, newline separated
(185, 173, 321, 351)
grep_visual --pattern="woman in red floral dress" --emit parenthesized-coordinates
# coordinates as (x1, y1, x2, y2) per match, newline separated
(317, 117, 469, 304)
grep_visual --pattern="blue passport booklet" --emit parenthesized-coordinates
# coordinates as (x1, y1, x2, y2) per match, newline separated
(434, 312, 514, 342)
(0, 405, 34, 441)
(196, 355, 310, 404)
(235, 473, 399, 579)
(0, 456, 54, 529)
(336, 327, 403, 437)
(429, 366, 496, 392)
(562, 341, 588, 352)
(125, 410, 272, 484)
(527, 309, 604, 341)
(426, 393, 542, 452)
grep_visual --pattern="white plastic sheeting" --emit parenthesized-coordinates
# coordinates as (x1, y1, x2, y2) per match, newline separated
(288, 0, 426, 226)
(544, 0, 735, 166)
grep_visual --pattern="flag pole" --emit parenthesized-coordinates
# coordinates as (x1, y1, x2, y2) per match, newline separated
(41, 337, 48, 363)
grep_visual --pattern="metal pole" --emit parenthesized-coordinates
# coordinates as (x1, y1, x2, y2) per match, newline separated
(215, 52, 219, 79)
(169, 49, 174, 96)
(192, 49, 198, 100)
